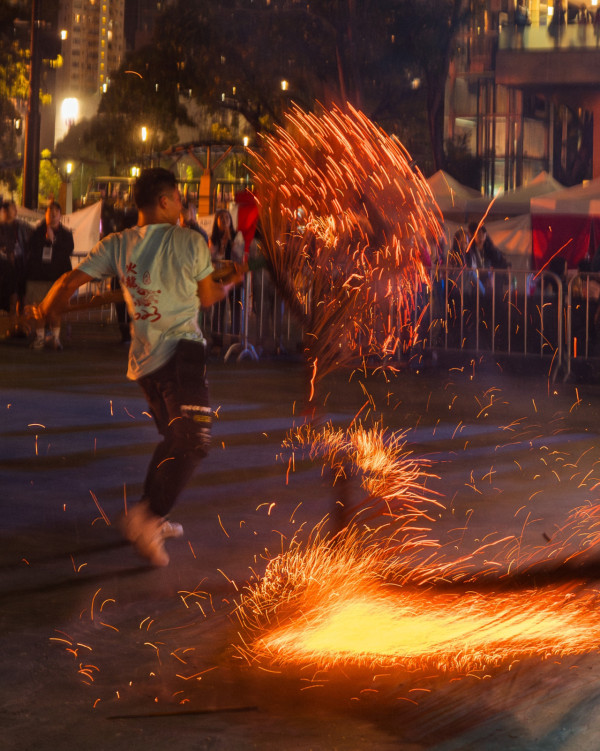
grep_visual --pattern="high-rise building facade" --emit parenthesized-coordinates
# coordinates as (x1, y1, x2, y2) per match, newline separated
(124, 0, 167, 52)
(55, 0, 125, 142)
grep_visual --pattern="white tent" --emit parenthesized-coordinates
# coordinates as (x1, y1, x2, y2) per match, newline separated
(467, 171, 564, 217)
(530, 177, 600, 216)
(444, 214, 532, 271)
(484, 214, 532, 270)
(427, 170, 481, 218)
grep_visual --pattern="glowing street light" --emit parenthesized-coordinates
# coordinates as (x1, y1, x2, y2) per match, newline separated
(141, 126, 147, 143)
(61, 97, 79, 129)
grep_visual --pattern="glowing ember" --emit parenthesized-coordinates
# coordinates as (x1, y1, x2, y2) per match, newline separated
(255, 585, 598, 673)
(235, 527, 600, 676)
(285, 420, 442, 527)
(234, 403, 600, 677)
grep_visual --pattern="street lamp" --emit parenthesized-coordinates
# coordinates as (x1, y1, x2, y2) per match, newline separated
(141, 126, 148, 167)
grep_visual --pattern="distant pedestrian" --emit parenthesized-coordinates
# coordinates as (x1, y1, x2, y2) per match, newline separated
(25, 201, 74, 350)
(180, 200, 208, 244)
(209, 209, 245, 342)
(0, 200, 31, 334)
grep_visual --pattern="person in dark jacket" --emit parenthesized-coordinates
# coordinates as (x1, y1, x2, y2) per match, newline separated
(0, 200, 31, 333)
(25, 201, 74, 349)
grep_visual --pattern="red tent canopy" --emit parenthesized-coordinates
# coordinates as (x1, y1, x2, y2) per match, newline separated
(530, 178, 600, 269)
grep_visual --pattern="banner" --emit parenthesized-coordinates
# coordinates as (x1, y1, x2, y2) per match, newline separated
(61, 200, 102, 258)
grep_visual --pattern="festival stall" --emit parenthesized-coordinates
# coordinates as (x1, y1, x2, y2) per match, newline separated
(530, 178, 600, 270)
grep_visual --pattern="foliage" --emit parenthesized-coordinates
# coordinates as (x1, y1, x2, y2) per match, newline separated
(148, 0, 466, 170)
(38, 148, 61, 202)
(0, 0, 30, 189)
(15, 146, 62, 205)
(82, 0, 468, 174)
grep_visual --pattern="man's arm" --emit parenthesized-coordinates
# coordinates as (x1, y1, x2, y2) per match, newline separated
(34, 268, 98, 319)
(197, 266, 246, 309)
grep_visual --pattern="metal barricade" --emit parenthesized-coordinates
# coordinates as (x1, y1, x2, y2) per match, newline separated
(415, 266, 564, 373)
(203, 263, 569, 376)
(565, 272, 600, 379)
(204, 266, 304, 361)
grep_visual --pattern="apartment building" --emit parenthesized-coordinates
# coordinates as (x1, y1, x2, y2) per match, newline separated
(447, 0, 600, 194)
(54, 0, 125, 142)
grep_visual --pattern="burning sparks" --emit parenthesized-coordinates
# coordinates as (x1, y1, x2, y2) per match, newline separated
(252, 103, 443, 395)
(250, 583, 600, 675)
(39, 106, 600, 714)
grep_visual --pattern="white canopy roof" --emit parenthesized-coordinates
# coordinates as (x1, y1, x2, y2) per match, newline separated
(468, 171, 564, 216)
(530, 177, 600, 216)
(427, 170, 481, 216)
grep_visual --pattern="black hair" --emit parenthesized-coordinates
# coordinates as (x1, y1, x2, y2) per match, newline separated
(133, 168, 177, 210)
(210, 209, 234, 247)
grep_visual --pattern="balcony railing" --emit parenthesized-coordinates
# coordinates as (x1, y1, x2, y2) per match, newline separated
(499, 23, 600, 51)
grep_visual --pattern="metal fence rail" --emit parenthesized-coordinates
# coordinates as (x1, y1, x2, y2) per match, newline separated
(67, 265, 600, 381)
(416, 266, 564, 372)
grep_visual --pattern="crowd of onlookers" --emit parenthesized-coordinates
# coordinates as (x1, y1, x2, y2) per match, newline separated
(0, 199, 74, 349)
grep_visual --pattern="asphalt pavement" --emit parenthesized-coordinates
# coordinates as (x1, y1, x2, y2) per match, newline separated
(3, 319, 600, 750)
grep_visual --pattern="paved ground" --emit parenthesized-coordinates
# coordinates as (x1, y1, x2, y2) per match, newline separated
(3, 320, 600, 750)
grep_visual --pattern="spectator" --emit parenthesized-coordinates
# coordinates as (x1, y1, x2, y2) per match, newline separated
(0, 200, 32, 336)
(25, 201, 74, 350)
(448, 226, 469, 267)
(473, 224, 510, 270)
(515, 1, 531, 27)
(209, 209, 245, 342)
(180, 201, 208, 244)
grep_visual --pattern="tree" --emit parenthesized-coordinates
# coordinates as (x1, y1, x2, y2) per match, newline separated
(388, 0, 467, 172)
(0, 0, 30, 190)
(89, 0, 468, 173)
(92, 46, 194, 173)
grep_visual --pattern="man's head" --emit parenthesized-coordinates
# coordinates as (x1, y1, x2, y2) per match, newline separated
(45, 201, 61, 230)
(468, 221, 486, 248)
(134, 168, 181, 225)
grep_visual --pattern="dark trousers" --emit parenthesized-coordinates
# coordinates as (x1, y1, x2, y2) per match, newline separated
(137, 340, 212, 517)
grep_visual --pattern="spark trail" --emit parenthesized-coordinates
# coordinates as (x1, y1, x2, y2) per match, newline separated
(252, 103, 443, 397)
